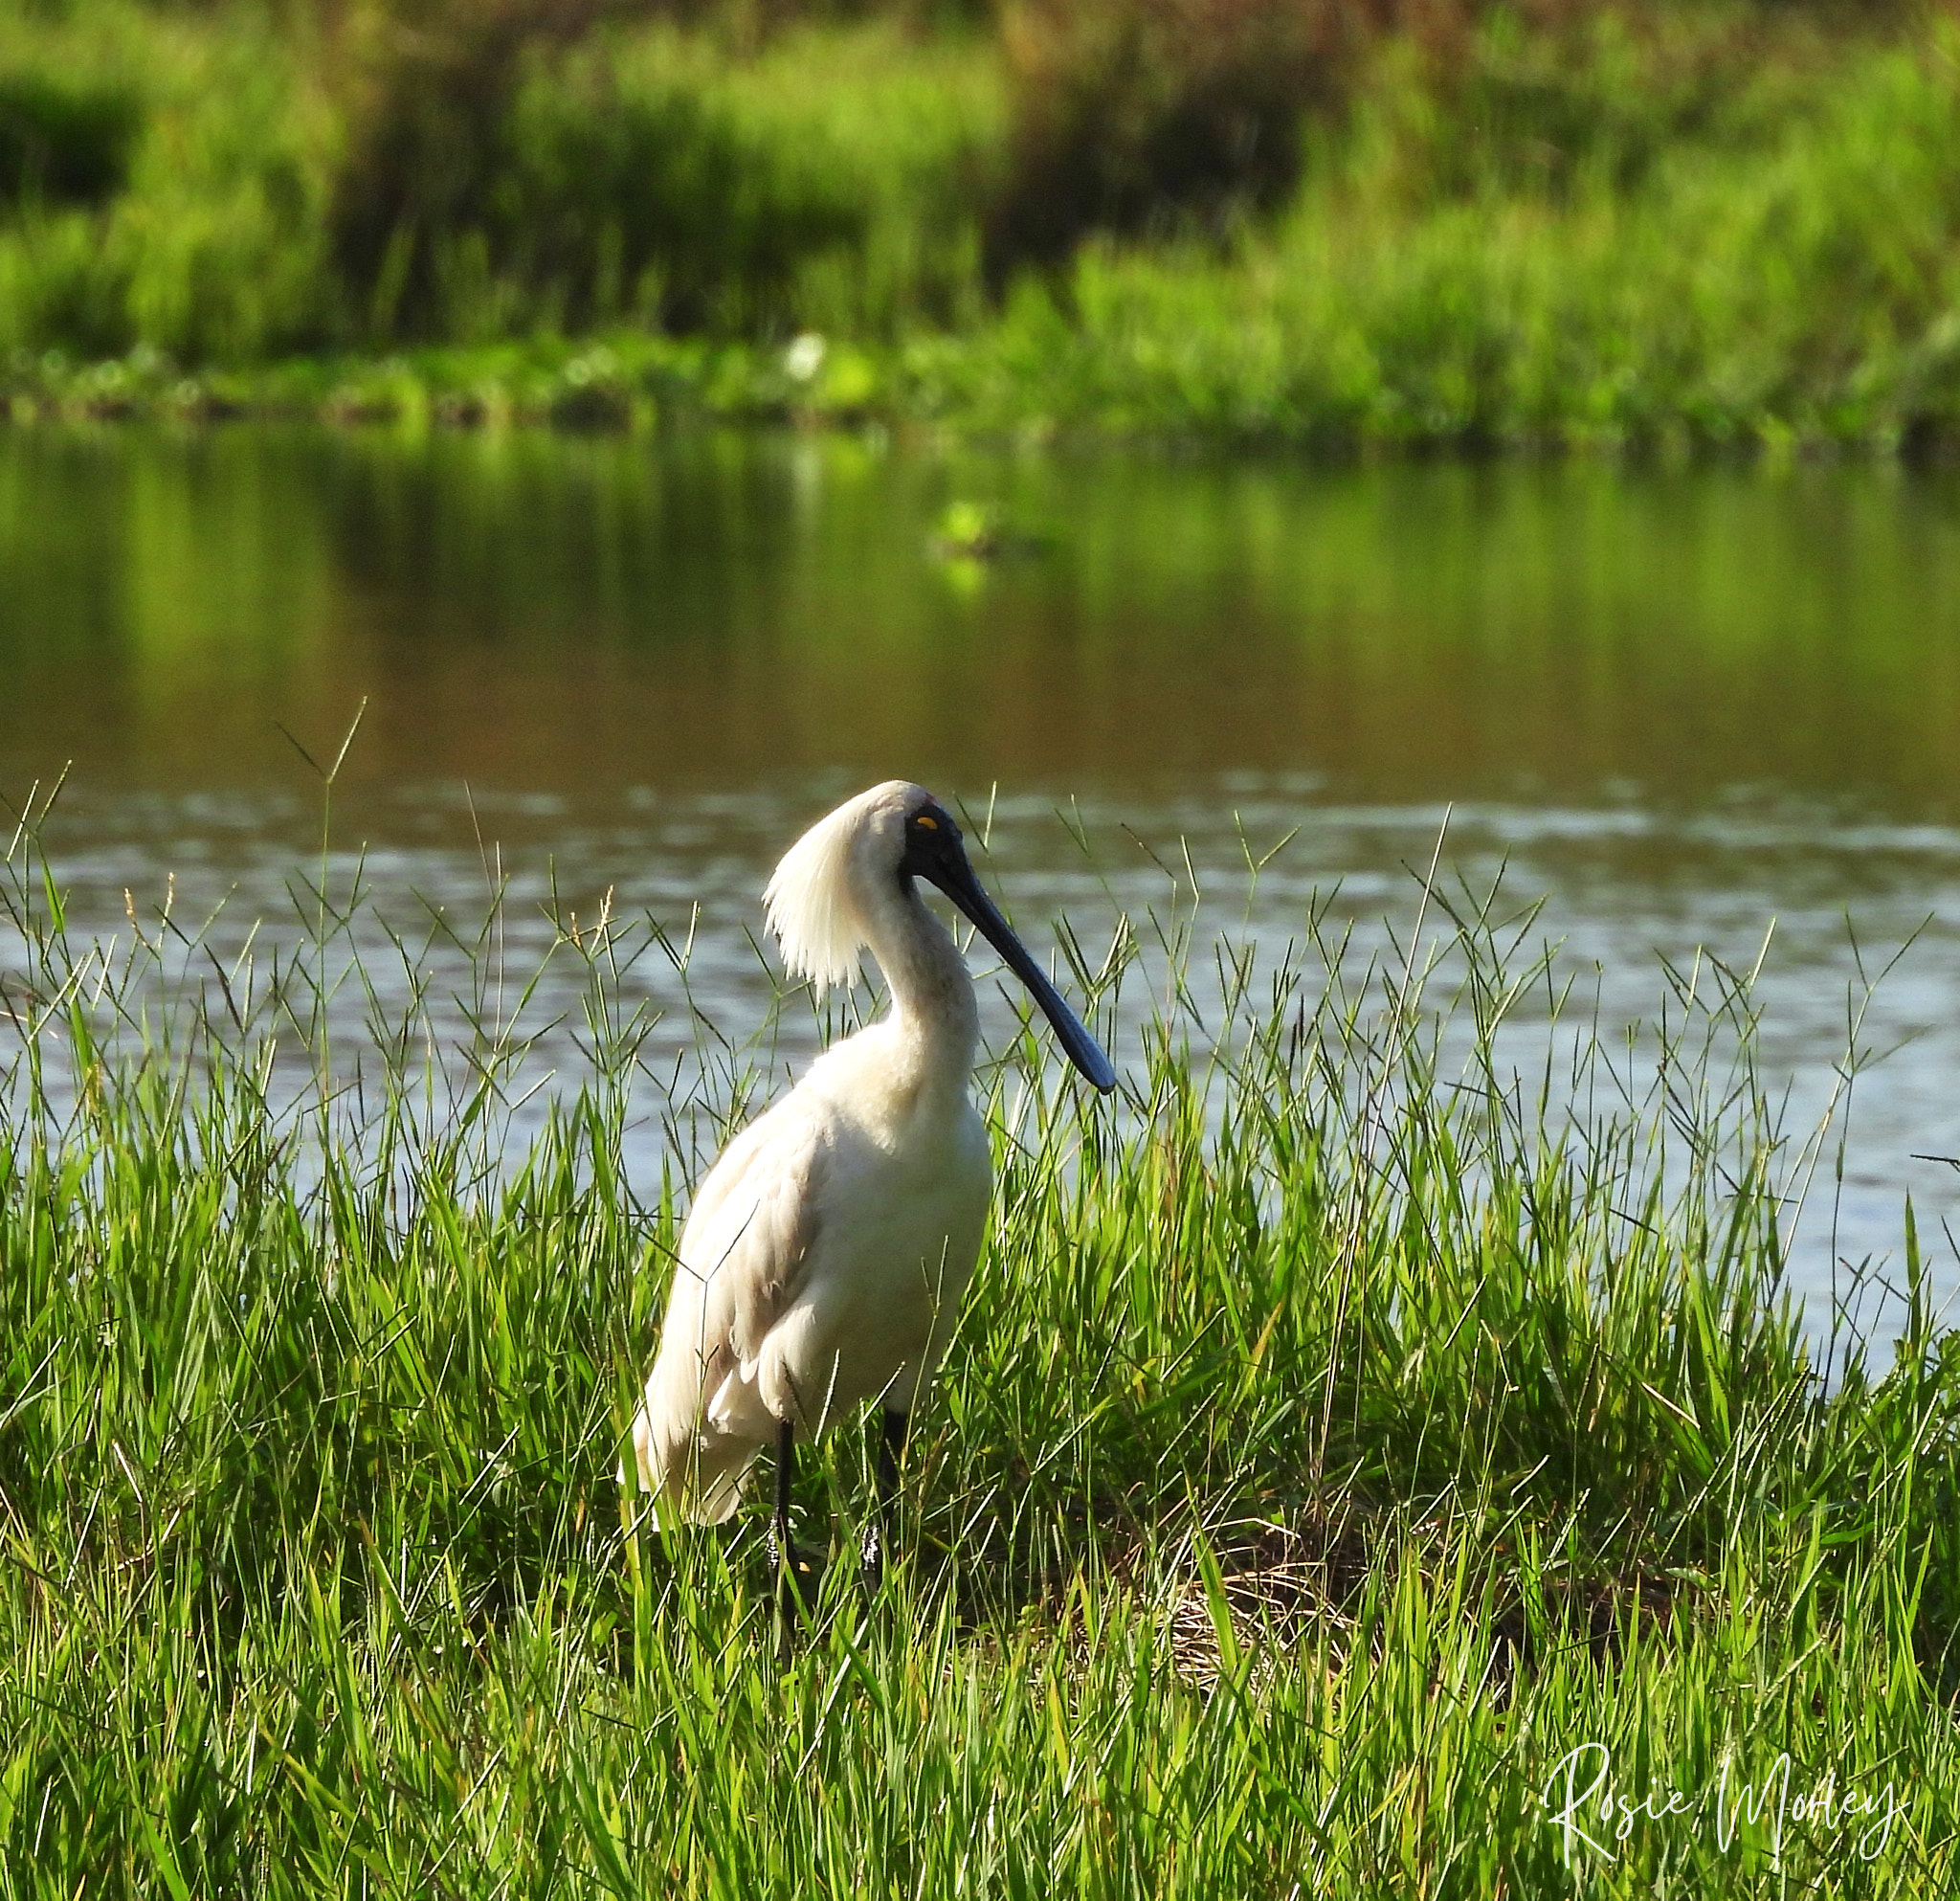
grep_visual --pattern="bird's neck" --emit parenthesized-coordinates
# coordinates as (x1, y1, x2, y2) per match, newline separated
(865, 879, 979, 1099)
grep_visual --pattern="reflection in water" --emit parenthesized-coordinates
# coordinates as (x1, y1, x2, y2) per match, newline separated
(3, 427, 1958, 1331)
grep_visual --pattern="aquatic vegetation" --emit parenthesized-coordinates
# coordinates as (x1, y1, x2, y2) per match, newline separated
(8, 3, 1960, 446)
(326, 11, 1004, 344)
(0, 5, 1002, 362)
(943, 25, 1960, 448)
(0, 771, 1955, 1893)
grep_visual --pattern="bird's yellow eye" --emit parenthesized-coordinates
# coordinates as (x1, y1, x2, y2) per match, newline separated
(915, 814, 938, 831)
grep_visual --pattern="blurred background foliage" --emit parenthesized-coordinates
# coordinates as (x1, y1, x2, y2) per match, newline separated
(1, 0, 1957, 442)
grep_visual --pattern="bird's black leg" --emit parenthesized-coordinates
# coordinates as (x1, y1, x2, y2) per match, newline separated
(773, 1417, 795, 1559)
(770, 1419, 817, 1638)
(860, 1407, 909, 1594)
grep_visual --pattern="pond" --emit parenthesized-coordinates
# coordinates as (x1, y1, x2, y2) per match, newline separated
(4, 425, 1958, 1336)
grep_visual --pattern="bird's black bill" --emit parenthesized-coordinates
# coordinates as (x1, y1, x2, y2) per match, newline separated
(922, 845, 1118, 1093)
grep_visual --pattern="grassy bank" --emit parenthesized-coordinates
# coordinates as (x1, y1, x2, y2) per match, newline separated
(10, 3, 1960, 447)
(1, 775, 1957, 1893)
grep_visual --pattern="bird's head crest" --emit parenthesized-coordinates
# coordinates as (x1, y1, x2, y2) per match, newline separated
(763, 782, 932, 990)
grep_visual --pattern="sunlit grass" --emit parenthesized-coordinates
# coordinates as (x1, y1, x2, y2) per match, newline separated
(0, 7, 999, 365)
(11, 6, 1960, 447)
(0, 763, 1955, 1894)
(902, 27, 1960, 449)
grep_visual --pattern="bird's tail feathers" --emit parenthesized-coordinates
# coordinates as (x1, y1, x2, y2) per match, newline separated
(630, 1403, 764, 1527)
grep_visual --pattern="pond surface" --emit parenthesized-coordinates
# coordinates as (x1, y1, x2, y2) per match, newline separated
(4, 425, 1960, 1336)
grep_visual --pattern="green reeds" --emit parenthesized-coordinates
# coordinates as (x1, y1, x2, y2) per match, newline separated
(918, 21, 1960, 449)
(13, 3, 1960, 448)
(0, 5, 1001, 366)
(0, 768, 1954, 1893)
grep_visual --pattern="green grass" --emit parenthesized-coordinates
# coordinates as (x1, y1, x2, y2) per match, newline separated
(1, 768, 1956, 1894)
(12, 4, 1960, 447)
(0, 6, 1002, 364)
(0, 1, 332, 364)
(910, 26, 1960, 450)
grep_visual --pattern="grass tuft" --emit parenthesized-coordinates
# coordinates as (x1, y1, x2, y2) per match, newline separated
(1, 771, 1956, 1891)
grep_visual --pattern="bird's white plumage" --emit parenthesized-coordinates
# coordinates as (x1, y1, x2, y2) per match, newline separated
(762, 788, 880, 991)
(630, 781, 995, 1524)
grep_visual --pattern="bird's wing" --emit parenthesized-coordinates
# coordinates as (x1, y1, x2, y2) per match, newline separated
(633, 1099, 835, 1518)
(662, 1102, 828, 1391)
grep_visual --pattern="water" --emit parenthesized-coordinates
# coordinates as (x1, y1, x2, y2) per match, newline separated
(5, 425, 1959, 1332)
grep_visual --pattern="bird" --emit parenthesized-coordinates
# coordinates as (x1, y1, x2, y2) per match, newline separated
(627, 780, 1116, 1608)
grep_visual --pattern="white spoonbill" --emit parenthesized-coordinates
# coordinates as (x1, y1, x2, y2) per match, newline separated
(628, 780, 1116, 1598)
